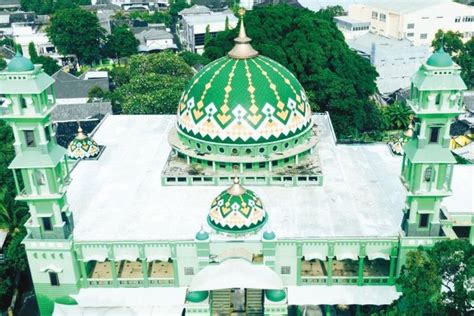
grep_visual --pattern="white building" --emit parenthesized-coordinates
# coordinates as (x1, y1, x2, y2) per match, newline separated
(11, 22, 56, 58)
(347, 32, 431, 94)
(178, 5, 238, 54)
(348, 0, 474, 46)
(134, 26, 177, 52)
(334, 16, 370, 39)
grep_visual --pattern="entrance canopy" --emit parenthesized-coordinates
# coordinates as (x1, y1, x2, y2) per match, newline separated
(189, 258, 284, 291)
(287, 286, 401, 306)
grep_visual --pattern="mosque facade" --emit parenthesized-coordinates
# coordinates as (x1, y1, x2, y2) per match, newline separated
(0, 13, 472, 316)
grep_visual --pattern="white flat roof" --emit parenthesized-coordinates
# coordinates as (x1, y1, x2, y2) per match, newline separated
(68, 115, 472, 242)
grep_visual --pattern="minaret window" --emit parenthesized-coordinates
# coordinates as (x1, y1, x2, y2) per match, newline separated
(424, 167, 433, 182)
(34, 170, 46, 185)
(42, 217, 53, 231)
(24, 130, 36, 147)
(429, 127, 440, 143)
(419, 214, 429, 228)
(48, 272, 60, 286)
(44, 126, 51, 142)
(19, 96, 27, 108)
(435, 93, 441, 105)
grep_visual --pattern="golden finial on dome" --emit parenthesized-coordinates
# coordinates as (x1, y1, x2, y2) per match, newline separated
(76, 121, 87, 140)
(228, 7, 259, 59)
(227, 177, 246, 195)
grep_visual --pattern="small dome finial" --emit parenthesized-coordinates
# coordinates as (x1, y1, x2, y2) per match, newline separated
(76, 121, 87, 140)
(227, 177, 246, 195)
(228, 8, 258, 59)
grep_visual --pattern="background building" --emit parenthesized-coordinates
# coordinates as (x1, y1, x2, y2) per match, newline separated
(178, 5, 238, 53)
(347, 0, 474, 45)
(347, 32, 431, 94)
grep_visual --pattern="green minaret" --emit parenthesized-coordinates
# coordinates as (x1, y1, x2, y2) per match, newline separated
(0, 53, 80, 315)
(401, 48, 467, 237)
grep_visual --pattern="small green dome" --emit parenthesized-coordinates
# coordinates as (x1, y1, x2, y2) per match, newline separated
(67, 126, 99, 159)
(426, 48, 453, 67)
(186, 291, 209, 303)
(195, 229, 209, 241)
(208, 178, 267, 234)
(54, 296, 78, 305)
(263, 230, 276, 240)
(265, 289, 286, 302)
(7, 52, 34, 72)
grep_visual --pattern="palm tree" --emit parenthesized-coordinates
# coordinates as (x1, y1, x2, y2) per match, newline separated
(387, 102, 413, 130)
(0, 189, 28, 237)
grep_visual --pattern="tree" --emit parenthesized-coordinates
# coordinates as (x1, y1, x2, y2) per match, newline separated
(204, 24, 211, 46)
(105, 26, 139, 60)
(88, 86, 105, 102)
(317, 5, 345, 20)
(432, 30, 464, 55)
(386, 102, 413, 130)
(394, 240, 474, 315)
(0, 58, 6, 70)
(432, 30, 473, 88)
(114, 53, 193, 114)
(225, 16, 230, 31)
(429, 239, 474, 314)
(396, 249, 442, 315)
(34, 56, 61, 76)
(27, 42, 60, 75)
(179, 51, 210, 67)
(28, 42, 38, 60)
(0, 190, 28, 236)
(203, 5, 378, 137)
(47, 8, 105, 64)
(21, 0, 91, 15)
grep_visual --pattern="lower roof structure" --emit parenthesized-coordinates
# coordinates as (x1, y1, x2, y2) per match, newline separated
(67, 114, 472, 242)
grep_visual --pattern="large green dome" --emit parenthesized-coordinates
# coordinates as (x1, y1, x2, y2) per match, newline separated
(176, 26, 312, 146)
(7, 52, 34, 72)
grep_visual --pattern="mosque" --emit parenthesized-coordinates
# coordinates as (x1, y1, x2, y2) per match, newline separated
(0, 11, 472, 316)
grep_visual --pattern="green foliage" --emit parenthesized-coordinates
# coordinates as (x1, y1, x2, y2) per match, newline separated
(114, 53, 193, 114)
(47, 8, 105, 64)
(0, 121, 27, 310)
(432, 30, 465, 55)
(128, 11, 172, 27)
(105, 26, 139, 59)
(28, 42, 38, 60)
(179, 51, 210, 67)
(397, 249, 442, 315)
(34, 55, 61, 75)
(432, 30, 473, 88)
(21, 0, 91, 15)
(27, 42, 60, 75)
(0, 37, 14, 48)
(429, 239, 474, 314)
(204, 24, 211, 46)
(317, 5, 345, 20)
(203, 5, 379, 137)
(0, 58, 6, 70)
(395, 240, 474, 315)
(88, 85, 105, 102)
(384, 102, 413, 130)
(225, 16, 230, 31)
(15, 43, 23, 55)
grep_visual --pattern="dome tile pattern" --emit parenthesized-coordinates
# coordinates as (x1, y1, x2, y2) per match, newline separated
(67, 127, 99, 159)
(177, 55, 312, 144)
(208, 179, 267, 233)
